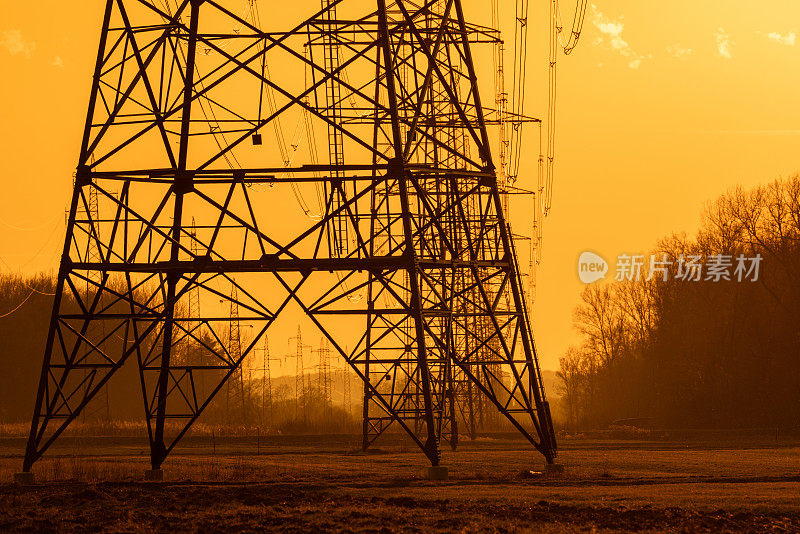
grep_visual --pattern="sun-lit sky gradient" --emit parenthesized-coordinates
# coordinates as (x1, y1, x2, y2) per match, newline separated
(1, 1, 799, 371)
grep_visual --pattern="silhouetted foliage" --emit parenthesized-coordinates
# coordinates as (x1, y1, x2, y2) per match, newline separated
(559, 175, 800, 431)
(0, 273, 57, 424)
(0, 274, 359, 433)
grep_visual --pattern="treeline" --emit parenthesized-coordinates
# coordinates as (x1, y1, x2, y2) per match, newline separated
(0, 274, 358, 434)
(559, 175, 800, 431)
(0, 273, 59, 425)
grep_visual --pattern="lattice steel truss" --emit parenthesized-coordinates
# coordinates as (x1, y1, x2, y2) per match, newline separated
(22, 0, 556, 473)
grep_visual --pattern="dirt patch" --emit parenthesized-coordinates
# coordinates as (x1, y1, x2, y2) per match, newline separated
(1, 482, 799, 533)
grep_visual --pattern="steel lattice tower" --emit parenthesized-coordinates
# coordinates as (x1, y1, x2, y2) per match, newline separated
(21, 0, 557, 475)
(314, 337, 333, 407)
(286, 325, 309, 419)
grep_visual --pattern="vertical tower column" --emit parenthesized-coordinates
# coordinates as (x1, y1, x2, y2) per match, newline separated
(149, 0, 201, 474)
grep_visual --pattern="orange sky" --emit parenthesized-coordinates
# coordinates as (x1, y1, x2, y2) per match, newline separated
(1, 0, 799, 371)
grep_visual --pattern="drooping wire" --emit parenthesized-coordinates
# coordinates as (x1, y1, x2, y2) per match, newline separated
(251, 1, 324, 219)
(165, 0, 320, 219)
(491, 0, 510, 188)
(0, 290, 36, 319)
(544, 0, 587, 215)
(496, 0, 586, 302)
(508, 0, 530, 184)
(0, 257, 57, 296)
(161, 0, 242, 170)
(0, 254, 57, 320)
(556, 0, 588, 55)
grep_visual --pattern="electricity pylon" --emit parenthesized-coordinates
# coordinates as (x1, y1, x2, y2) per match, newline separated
(286, 325, 309, 420)
(342, 366, 352, 414)
(225, 285, 247, 422)
(254, 335, 279, 427)
(21, 0, 557, 477)
(313, 336, 333, 407)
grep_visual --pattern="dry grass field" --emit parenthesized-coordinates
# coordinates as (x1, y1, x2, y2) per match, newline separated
(1, 435, 799, 532)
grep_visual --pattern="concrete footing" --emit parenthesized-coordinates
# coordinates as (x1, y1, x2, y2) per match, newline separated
(144, 469, 163, 482)
(14, 472, 34, 485)
(545, 463, 565, 475)
(425, 466, 449, 481)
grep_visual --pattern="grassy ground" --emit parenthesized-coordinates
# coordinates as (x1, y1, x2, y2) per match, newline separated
(1, 435, 799, 532)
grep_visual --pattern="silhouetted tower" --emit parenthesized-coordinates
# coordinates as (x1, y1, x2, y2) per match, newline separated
(343, 367, 352, 414)
(262, 336, 272, 417)
(313, 336, 333, 407)
(21, 0, 558, 477)
(286, 325, 309, 420)
(187, 218, 201, 357)
(254, 335, 279, 427)
(225, 285, 247, 422)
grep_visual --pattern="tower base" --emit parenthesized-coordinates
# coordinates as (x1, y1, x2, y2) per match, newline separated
(14, 472, 34, 485)
(545, 463, 565, 475)
(144, 469, 163, 482)
(425, 466, 449, 481)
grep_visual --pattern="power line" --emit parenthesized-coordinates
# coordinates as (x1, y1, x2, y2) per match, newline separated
(545, 0, 588, 215)
(0, 290, 35, 319)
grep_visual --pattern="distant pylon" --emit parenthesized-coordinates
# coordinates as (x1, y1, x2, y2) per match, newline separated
(187, 218, 201, 359)
(226, 285, 246, 422)
(255, 335, 279, 427)
(286, 326, 309, 420)
(313, 337, 333, 408)
(343, 367, 352, 415)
